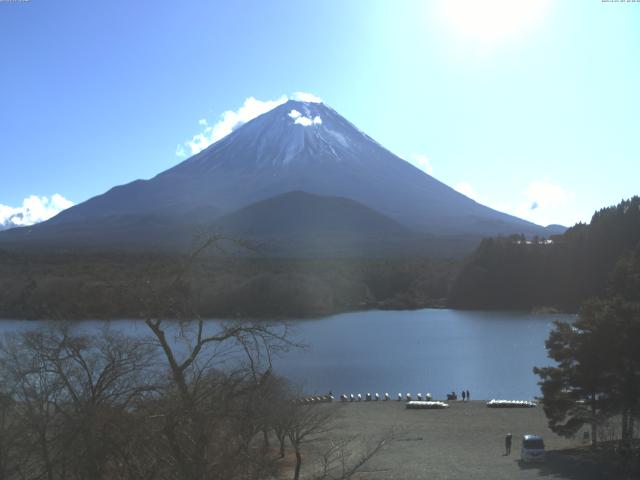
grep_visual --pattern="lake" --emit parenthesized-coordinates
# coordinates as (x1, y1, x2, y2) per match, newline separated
(0, 309, 574, 400)
(273, 309, 575, 400)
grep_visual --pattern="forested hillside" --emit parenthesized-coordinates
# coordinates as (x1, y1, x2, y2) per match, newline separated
(0, 252, 457, 319)
(449, 197, 640, 310)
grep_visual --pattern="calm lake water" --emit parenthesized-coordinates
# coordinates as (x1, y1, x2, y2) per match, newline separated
(0, 309, 574, 400)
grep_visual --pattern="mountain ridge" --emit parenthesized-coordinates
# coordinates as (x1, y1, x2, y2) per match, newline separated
(0, 99, 563, 255)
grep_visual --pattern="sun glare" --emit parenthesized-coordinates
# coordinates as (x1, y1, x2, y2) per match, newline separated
(438, 0, 551, 48)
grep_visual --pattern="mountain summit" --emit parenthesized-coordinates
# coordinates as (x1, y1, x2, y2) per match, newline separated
(0, 100, 560, 254)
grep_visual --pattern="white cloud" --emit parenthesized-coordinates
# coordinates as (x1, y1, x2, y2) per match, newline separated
(454, 181, 480, 201)
(0, 194, 74, 229)
(513, 180, 575, 225)
(522, 180, 574, 211)
(177, 92, 324, 156)
(295, 117, 312, 127)
(291, 91, 323, 103)
(408, 153, 434, 175)
(175, 144, 187, 157)
(453, 179, 576, 226)
(185, 95, 289, 155)
(289, 110, 322, 127)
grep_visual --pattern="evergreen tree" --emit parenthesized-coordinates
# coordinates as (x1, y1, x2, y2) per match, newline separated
(534, 298, 640, 448)
(450, 196, 640, 310)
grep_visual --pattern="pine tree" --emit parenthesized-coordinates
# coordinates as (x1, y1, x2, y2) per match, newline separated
(534, 298, 640, 448)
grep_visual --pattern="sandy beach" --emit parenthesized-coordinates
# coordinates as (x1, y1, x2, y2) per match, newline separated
(298, 400, 623, 480)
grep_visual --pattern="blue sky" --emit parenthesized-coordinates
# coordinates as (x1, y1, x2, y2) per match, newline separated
(1, 0, 639, 227)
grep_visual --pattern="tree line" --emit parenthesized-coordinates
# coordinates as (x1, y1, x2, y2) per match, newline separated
(534, 217, 640, 470)
(449, 196, 640, 311)
(0, 252, 457, 320)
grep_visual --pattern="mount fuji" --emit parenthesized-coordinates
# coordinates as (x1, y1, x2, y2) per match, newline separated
(0, 100, 563, 255)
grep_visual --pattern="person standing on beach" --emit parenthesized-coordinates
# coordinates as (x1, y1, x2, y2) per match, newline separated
(505, 433, 512, 455)
(466, 389, 470, 401)
(461, 390, 466, 401)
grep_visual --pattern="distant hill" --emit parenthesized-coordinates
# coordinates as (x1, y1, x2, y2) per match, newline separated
(0, 99, 561, 256)
(211, 191, 422, 256)
(215, 191, 410, 236)
(449, 196, 640, 311)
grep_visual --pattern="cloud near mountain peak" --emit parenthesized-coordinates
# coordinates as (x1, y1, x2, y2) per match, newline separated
(177, 92, 323, 157)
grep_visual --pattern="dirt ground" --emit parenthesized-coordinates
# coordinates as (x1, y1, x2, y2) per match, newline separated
(300, 400, 630, 480)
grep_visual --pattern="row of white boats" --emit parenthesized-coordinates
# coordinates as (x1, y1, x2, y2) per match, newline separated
(340, 392, 434, 402)
(297, 394, 537, 408)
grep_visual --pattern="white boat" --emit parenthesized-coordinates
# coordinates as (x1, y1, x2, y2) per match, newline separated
(405, 401, 449, 410)
(486, 399, 536, 408)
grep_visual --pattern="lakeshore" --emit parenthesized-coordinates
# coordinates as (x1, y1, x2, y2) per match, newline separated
(297, 400, 626, 480)
(0, 309, 575, 400)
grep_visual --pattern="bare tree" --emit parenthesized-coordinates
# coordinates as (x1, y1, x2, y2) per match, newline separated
(312, 433, 393, 480)
(263, 376, 296, 459)
(0, 329, 66, 480)
(0, 324, 159, 480)
(136, 315, 294, 480)
(128, 236, 296, 479)
(0, 391, 29, 480)
(286, 403, 336, 480)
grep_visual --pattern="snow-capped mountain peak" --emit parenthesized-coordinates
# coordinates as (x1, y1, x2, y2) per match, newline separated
(31, 98, 552, 242)
(166, 99, 377, 171)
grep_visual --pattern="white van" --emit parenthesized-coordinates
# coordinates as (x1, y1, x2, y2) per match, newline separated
(521, 434, 545, 462)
